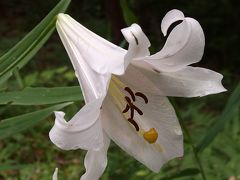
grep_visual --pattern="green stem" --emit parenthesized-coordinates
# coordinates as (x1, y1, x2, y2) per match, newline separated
(170, 98, 207, 180)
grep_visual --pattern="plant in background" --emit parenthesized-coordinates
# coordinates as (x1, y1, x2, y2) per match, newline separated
(50, 10, 226, 179)
(0, 0, 72, 142)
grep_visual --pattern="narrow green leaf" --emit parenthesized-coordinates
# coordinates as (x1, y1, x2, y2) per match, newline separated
(120, 0, 138, 25)
(160, 168, 200, 180)
(196, 83, 240, 152)
(0, 86, 82, 105)
(0, 0, 71, 85)
(0, 102, 72, 139)
(0, 164, 30, 171)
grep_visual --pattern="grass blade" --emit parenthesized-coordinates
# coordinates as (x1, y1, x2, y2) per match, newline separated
(120, 0, 138, 25)
(0, 164, 30, 171)
(160, 168, 200, 180)
(0, 0, 71, 85)
(196, 83, 240, 152)
(0, 86, 82, 105)
(0, 102, 72, 139)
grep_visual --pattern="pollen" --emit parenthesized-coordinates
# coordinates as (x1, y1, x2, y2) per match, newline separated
(143, 128, 158, 144)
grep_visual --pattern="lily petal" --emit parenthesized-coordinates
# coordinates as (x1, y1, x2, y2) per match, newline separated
(52, 168, 58, 180)
(81, 133, 110, 180)
(57, 13, 126, 75)
(50, 10, 227, 180)
(118, 64, 160, 95)
(51, 17, 113, 151)
(161, 9, 185, 36)
(142, 10, 205, 72)
(56, 16, 111, 102)
(102, 92, 183, 172)
(130, 64, 226, 97)
(49, 96, 104, 151)
(121, 23, 150, 67)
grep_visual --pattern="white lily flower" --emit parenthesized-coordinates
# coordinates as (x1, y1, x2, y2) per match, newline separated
(49, 9, 226, 180)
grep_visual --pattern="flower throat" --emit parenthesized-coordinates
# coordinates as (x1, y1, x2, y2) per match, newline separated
(109, 76, 158, 144)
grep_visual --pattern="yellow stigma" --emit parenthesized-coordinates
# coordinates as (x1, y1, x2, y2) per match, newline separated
(143, 128, 158, 144)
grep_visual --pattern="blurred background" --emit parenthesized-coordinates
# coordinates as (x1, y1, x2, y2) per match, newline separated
(0, 0, 239, 179)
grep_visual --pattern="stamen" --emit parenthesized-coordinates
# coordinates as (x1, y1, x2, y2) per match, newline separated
(124, 96, 143, 115)
(132, 104, 143, 115)
(109, 79, 141, 133)
(153, 68, 160, 73)
(125, 87, 136, 101)
(110, 80, 160, 146)
(130, 107, 134, 119)
(143, 128, 158, 144)
(125, 96, 132, 104)
(128, 118, 139, 131)
(122, 104, 130, 113)
(135, 92, 148, 104)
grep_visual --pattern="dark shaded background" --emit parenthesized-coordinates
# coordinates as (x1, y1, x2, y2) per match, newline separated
(0, 0, 239, 79)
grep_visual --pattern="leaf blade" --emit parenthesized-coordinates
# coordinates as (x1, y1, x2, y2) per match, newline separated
(0, 0, 71, 84)
(0, 102, 72, 139)
(0, 86, 82, 105)
(196, 83, 240, 152)
(0, 164, 30, 171)
(120, 0, 138, 25)
(160, 168, 200, 180)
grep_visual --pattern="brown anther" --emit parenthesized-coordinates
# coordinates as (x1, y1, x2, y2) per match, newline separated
(135, 92, 148, 104)
(128, 118, 139, 131)
(125, 87, 135, 101)
(122, 104, 130, 113)
(125, 96, 132, 104)
(153, 68, 160, 73)
(122, 87, 148, 132)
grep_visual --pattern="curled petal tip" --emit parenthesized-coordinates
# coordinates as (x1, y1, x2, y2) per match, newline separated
(223, 87, 228, 92)
(52, 168, 58, 180)
(49, 101, 105, 151)
(121, 23, 151, 68)
(54, 111, 66, 124)
(121, 23, 150, 47)
(54, 111, 65, 117)
(144, 13, 205, 72)
(199, 85, 227, 97)
(161, 9, 185, 36)
(57, 13, 64, 17)
(57, 13, 67, 22)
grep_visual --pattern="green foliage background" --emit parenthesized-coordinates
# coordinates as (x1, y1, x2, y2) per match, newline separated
(0, 0, 239, 179)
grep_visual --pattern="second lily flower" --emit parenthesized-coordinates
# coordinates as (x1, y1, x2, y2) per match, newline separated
(50, 9, 226, 180)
